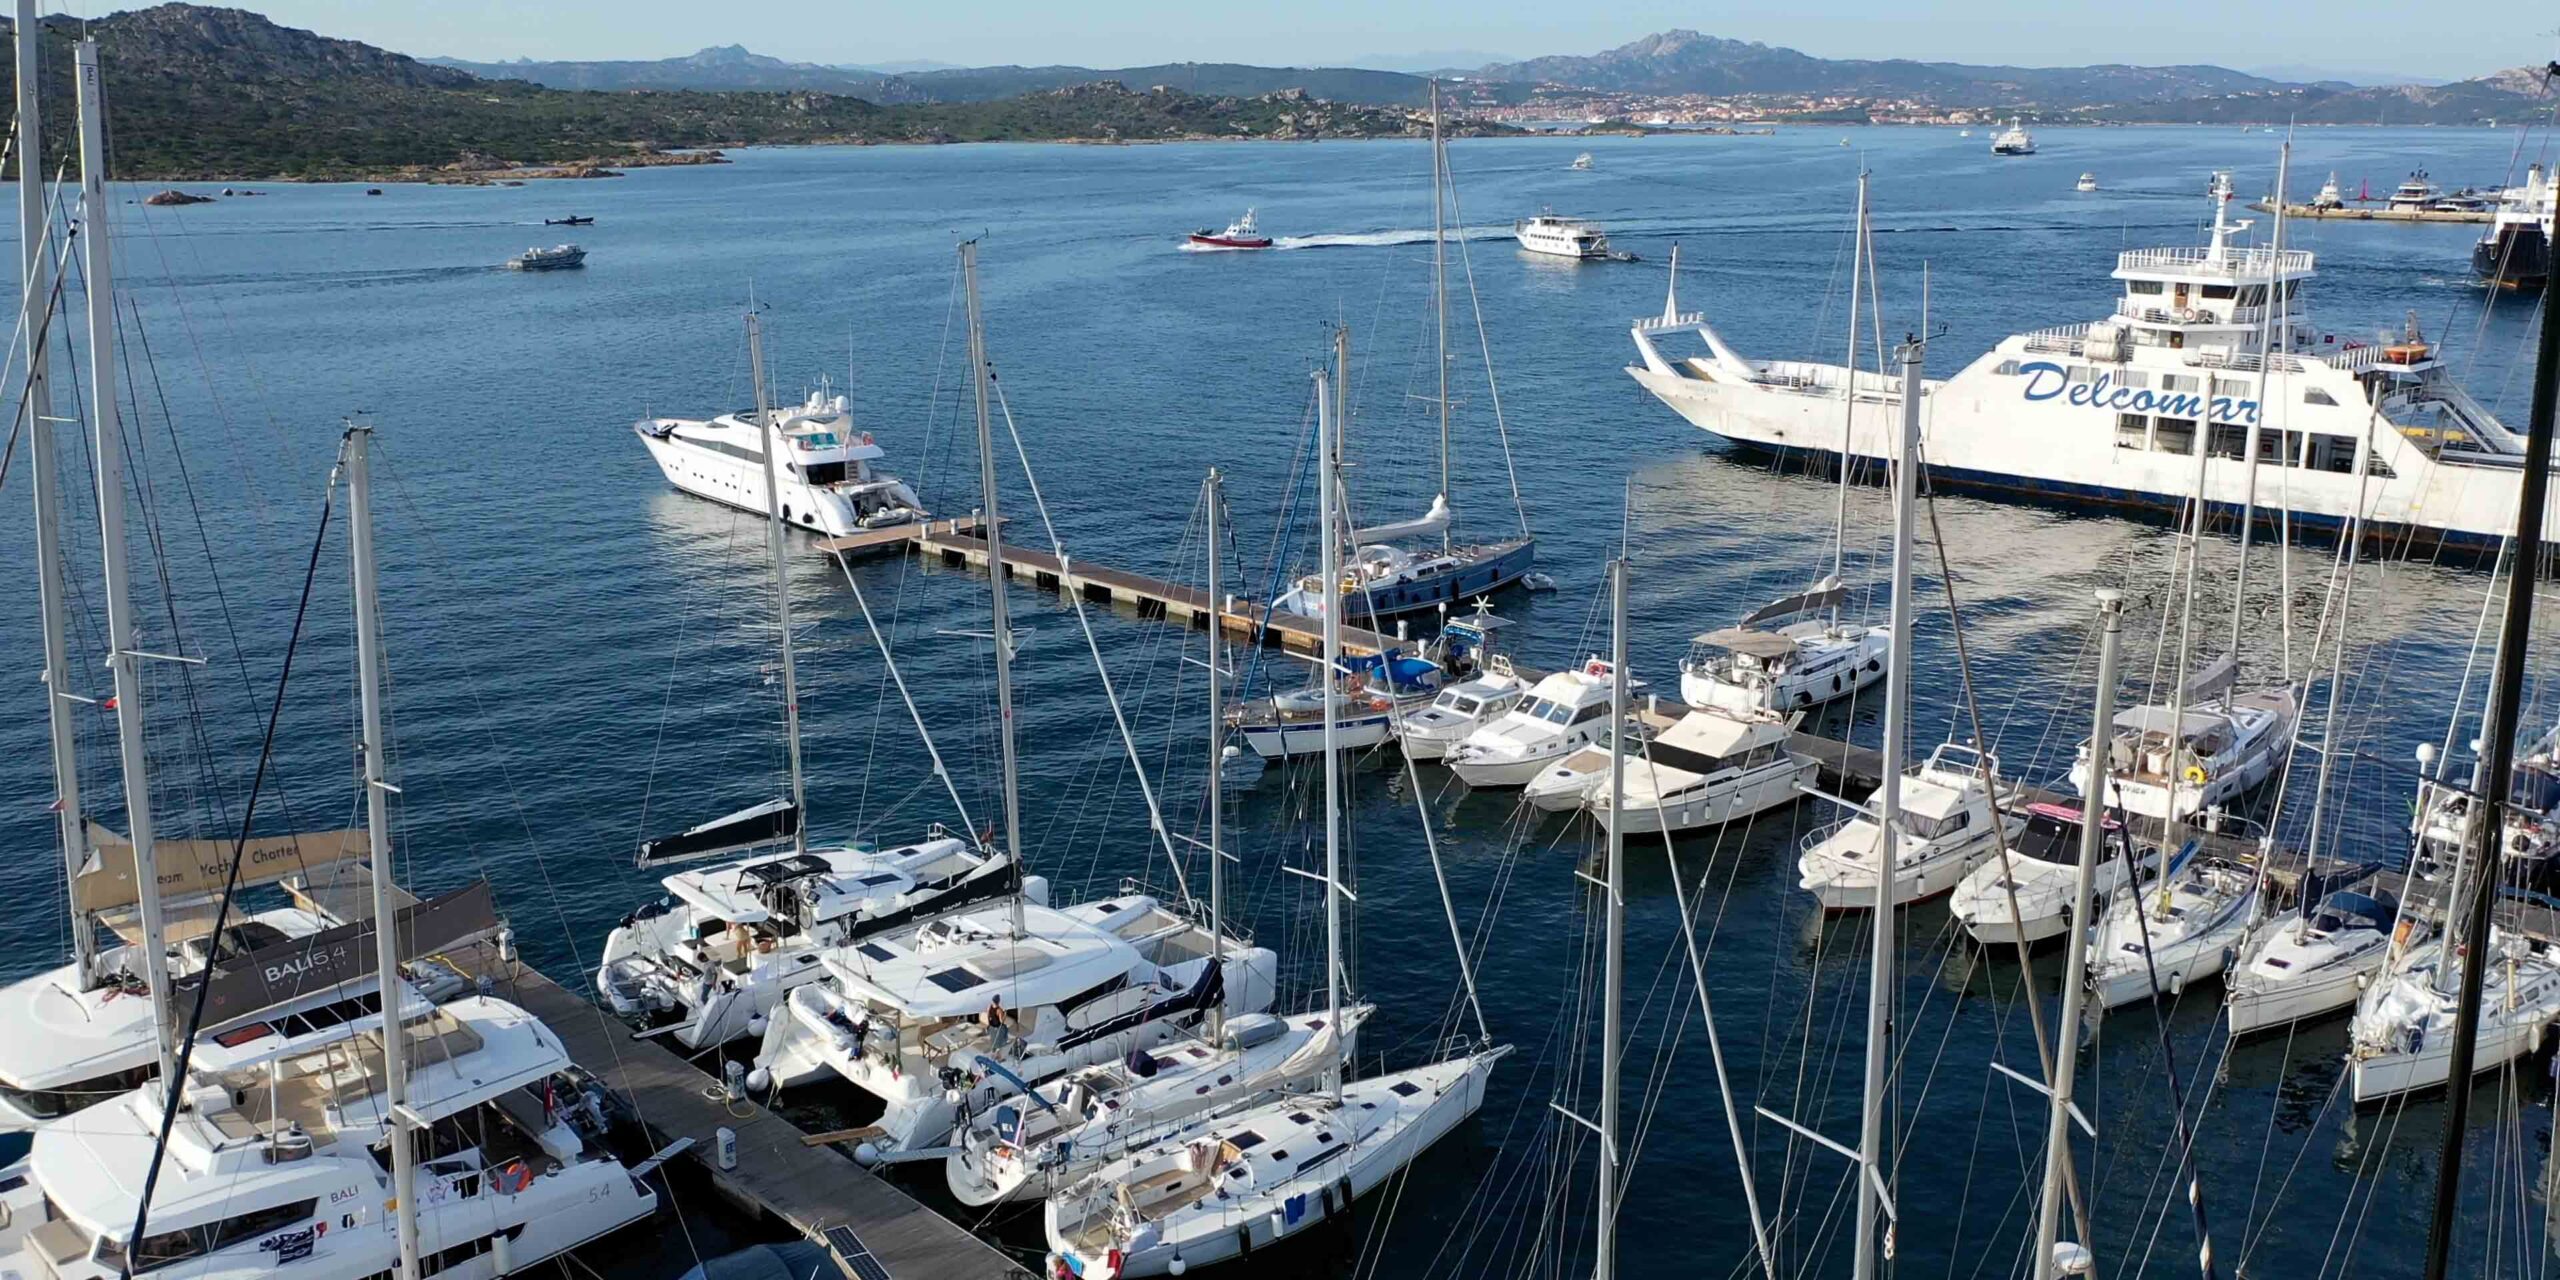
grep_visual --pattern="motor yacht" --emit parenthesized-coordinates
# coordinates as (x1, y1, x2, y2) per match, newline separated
(1520, 705, 1677, 813)
(2086, 846, 2261, 1009)
(1949, 801, 2147, 946)
(2226, 875, 2398, 1035)
(1799, 744, 2018, 909)
(2412, 724, 2560, 879)
(1592, 706, 1813, 835)
(506, 243, 585, 270)
(1186, 209, 1273, 250)
(593, 829, 1018, 1049)
(636, 385, 928, 538)
(2311, 171, 2347, 210)
(2348, 926, 2560, 1101)
(1446, 658, 1626, 789)
(1514, 211, 1611, 260)
(1681, 577, 1889, 713)
(1398, 659, 1526, 761)
(2385, 170, 2442, 213)
(749, 894, 1278, 1159)
(2076, 173, 2099, 193)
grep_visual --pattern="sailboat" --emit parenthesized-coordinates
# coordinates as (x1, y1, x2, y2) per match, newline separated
(596, 311, 1015, 1050)
(1044, 361, 1506, 1280)
(1269, 82, 1534, 624)
(1677, 178, 1893, 715)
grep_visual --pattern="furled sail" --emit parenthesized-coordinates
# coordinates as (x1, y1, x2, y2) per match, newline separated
(637, 797, 800, 868)
(2182, 653, 2239, 702)
(1740, 575, 1849, 628)
(1352, 493, 1451, 545)
(183, 880, 501, 1026)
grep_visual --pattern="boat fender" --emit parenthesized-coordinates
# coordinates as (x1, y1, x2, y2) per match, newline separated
(1237, 1225, 1254, 1257)
(1168, 1258, 1186, 1277)
(1321, 1183, 1337, 1217)
(2183, 764, 2209, 787)
(2167, 969, 2185, 997)
(746, 1014, 767, 1038)
(1337, 1176, 1355, 1220)
(745, 1067, 771, 1093)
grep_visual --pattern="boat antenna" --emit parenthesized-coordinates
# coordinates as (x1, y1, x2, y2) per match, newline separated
(1316, 366, 1346, 1104)
(2422, 172, 2560, 1280)
(75, 34, 180, 1091)
(1204, 467, 1228, 1042)
(961, 239, 1028, 936)
(17, 0, 93, 987)
(744, 311, 809, 857)
(1430, 79, 1452, 553)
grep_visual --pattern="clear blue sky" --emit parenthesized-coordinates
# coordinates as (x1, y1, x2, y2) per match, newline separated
(140, 0, 2550, 82)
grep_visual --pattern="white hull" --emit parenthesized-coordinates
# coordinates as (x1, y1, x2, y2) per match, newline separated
(2351, 1017, 2546, 1102)
(1802, 831, 1994, 911)
(2227, 961, 2369, 1035)
(1681, 625, 1889, 714)
(1604, 757, 1813, 835)
(1237, 712, 1395, 760)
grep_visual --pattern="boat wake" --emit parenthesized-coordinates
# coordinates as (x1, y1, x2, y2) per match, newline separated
(1264, 226, 1514, 251)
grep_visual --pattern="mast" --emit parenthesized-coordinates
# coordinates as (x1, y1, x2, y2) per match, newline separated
(1834, 173, 1869, 588)
(2423, 173, 2560, 1280)
(1597, 558, 1628, 1280)
(1335, 324, 1353, 558)
(18, 0, 91, 983)
(2229, 144, 2290, 665)
(961, 240, 1028, 936)
(744, 312, 808, 856)
(1204, 467, 1227, 1042)
(346, 427, 421, 1280)
(2156, 179, 2236, 864)
(76, 37, 179, 1089)
(2033, 588, 2124, 1279)
(1317, 366, 1345, 1104)
(1856, 332, 1924, 1280)
(1430, 81, 1450, 552)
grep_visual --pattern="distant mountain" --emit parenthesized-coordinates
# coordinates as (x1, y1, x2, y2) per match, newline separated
(1344, 49, 1519, 74)
(1476, 29, 2296, 105)
(428, 43, 889, 93)
(2244, 63, 2441, 89)
(841, 58, 961, 75)
(2098, 64, 2557, 125)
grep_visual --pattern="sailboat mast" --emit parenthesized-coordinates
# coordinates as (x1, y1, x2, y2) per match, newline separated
(1316, 366, 1345, 1104)
(961, 241, 1028, 936)
(2033, 588, 2123, 1279)
(1204, 467, 1227, 1042)
(2158, 181, 2238, 860)
(346, 427, 421, 1280)
(1597, 558, 1627, 1280)
(2422, 184, 2560, 1280)
(18, 0, 91, 983)
(1835, 173, 1869, 587)
(744, 313, 809, 856)
(1430, 81, 1451, 552)
(2229, 143, 2290, 664)
(76, 37, 178, 1090)
(1856, 333, 1925, 1280)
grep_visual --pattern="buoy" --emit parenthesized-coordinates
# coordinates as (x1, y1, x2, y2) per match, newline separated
(854, 1141, 882, 1167)
(2182, 764, 2209, 787)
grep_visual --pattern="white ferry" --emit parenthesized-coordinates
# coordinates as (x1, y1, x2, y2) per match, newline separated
(1991, 119, 2035, 155)
(1515, 211, 1611, 260)
(635, 384, 927, 537)
(1628, 172, 2552, 552)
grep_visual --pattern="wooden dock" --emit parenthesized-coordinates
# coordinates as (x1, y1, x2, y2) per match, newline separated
(289, 869, 1029, 1280)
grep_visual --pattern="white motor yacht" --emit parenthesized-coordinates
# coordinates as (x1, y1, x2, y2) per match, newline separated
(0, 997, 659, 1280)
(507, 243, 586, 270)
(594, 828, 1017, 1049)
(750, 895, 1278, 1159)
(1949, 801, 2148, 946)
(2067, 665, 2298, 822)
(2226, 877, 2399, 1035)
(1515, 212, 1611, 260)
(1799, 744, 2019, 910)
(1445, 658, 1627, 789)
(1398, 660, 1527, 761)
(2411, 726, 2560, 879)
(2348, 927, 2560, 1102)
(1592, 706, 1813, 835)
(2086, 848, 2261, 1009)
(2385, 169, 2442, 213)
(1520, 709, 1672, 813)
(1681, 577, 1889, 713)
(945, 1005, 1367, 1207)
(2076, 173, 2099, 193)
(2311, 171, 2347, 210)
(636, 384, 928, 538)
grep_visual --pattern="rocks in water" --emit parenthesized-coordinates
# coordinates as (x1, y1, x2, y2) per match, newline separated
(143, 188, 214, 206)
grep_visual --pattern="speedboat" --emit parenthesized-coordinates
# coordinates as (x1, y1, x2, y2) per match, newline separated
(544, 215, 595, 226)
(2227, 873, 2398, 1035)
(1514, 211, 1611, 260)
(2348, 926, 2560, 1101)
(1798, 743, 2018, 910)
(506, 243, 586, 270)
(1593, 706, 1813, 835)
(1681, 576, 1889, 713)
(2067, 659, 2297, 822)
(749, 895, 1278, 1159)
(1571, 152, 1594, 171)
(1949, 801, 2149, 947)
(1446, 658, 1626, 789)
(944, 1006, 1367, 1207)
(1187, 208, 1273, 250)
(635, 383, 930, 537)
(2086, 845, 2261, 1009)
(2076, 173, 2099, 193)
(1991, 119, 2035, 155)
(592, 828, 1018, 1049)
(1395, 607, 1524, 759)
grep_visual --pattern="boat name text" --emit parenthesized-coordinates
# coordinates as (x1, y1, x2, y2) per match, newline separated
(2018, 360, 2260, 425)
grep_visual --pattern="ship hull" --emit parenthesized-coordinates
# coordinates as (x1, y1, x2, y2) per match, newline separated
(2476, 222, 2552, 290)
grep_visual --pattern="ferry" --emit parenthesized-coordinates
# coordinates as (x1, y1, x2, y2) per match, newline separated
(506, 243, 585, 270)
(1991, 119, 2035, 155)
(635, 384, 928, 537)
(1627, 171, 2554, 552)
(1515, 211, 1612, 260)
(2476, 163, 2554, 290)
(1186, 208, 1273, 250)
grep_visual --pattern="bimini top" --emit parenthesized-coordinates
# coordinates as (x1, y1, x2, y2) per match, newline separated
(2110, 706, 2230, 740)
(821, 902, 1143, 1020)
(1690, 628, 1802, 660)
(663, 838, 970, 925)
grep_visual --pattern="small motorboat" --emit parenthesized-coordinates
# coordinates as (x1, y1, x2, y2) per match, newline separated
(546, 215, 595, 226)
(2076, 173, 2099, 193)
(1186, 208, 1272, 250)
(1570, 152, 1594, 171)
(507, 243, 588, 271)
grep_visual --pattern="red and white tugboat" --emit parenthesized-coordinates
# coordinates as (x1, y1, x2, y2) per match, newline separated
(1185, 207, 1272, 250)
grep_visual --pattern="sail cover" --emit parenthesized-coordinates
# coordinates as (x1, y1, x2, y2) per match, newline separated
(182, 879, 500, 1027)
(1352, 493, 1451, 545)
(638, 797, 800, 869)
(1740, 576, 1849, 628)
(2181, 654, 2239, 702)
(1692, 627, 1801, 660)
(77, 823, 365, 915)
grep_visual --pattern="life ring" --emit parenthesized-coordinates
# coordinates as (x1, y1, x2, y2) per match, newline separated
(2182, 764, 2209, 787)
(1367, 696, 1391, 712)
(493, 1160, 534, 1195)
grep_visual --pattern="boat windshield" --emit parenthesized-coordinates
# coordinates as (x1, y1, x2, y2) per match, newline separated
(1435, 693, 1481, 715)
(1903, 808, 1974, 841)
(1523, 698, 1573, 725)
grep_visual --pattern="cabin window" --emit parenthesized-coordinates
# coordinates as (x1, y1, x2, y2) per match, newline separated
(1569, 701, 1611, 726)
(2200, 284, 2236, 300)
(1994, 360, 2023, 376)
(1905, 809, 1971, 840)
(1230, 1130, 1266, 1149)
(123, 1199, 318, 1271)
(2116, 414, 2149, 450)
(2304, 388, 2338, 407)
(2154, 419, 2197, 455)
(2309, 435, 2358, 474)
(803, 461, 849, 486)
(2127, 280, 2164, 295)
(2206, 425, 2248, 460)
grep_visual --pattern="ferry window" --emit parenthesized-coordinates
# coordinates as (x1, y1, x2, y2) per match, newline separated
(2206, 425, 2247, 460)
(2162, 374, 2200, 393)
(2127, 280, 2164, 295)
(2236, 285, 2267, 305)
(2304, 388, 2337, 406)
(2213, 379, 2249, 399)
(2116, 371, 2150, 389)
(2200, 284, 2236, 300)
(1994, 360, 2023, 376)
(2309, 435, 2356, 473)
(2369, 452, 2397, 479)
(2116, 414, 2149, 450)
(2255, 429, 2297, 467)
(2154, 419, 2196, 455)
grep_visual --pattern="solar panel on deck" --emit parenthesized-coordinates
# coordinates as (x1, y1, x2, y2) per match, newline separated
(822, 1226, 891, 1280)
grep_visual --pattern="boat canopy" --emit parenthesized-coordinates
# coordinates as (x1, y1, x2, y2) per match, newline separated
(2111, 706, 2228, 739)
(1741, 577, 1848, 627)
(1691, 627, 1801, 660)
(1353, 493, 1450, 544)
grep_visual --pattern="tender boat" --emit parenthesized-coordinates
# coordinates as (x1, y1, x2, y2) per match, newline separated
(2476, 163, 2554, 291)
(1949, 801, 2148, 946)
(2349, 926, 2560, 1101)
(2085, 845, 2261, 1009)
(636, 384, 929, 537)
(1445, 658, 1625, 789)
(1991, 118, 2036, 155)
(2076, 173, 2099, 193)
(1187, 208, 1273, 250)
(1521, 708, 1670, 813)
(2226, 873, 2398, 1035)
(1591, 705, 1814, 835)
(1799, 743, 2019, 909)
(506, 243, 586, 270)
(1681, 576, 1889, 713)
(1514, 211, 1612, 260)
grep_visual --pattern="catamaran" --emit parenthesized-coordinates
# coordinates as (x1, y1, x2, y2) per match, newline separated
(635, 382, 927, 537)
(1629, 166, 2557, 552)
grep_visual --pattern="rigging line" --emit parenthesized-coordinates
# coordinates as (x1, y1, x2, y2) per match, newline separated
(985, 376, 1190, 902)
(1437, 155, 1531, 540)
(1397, 749, 1490, 1042)
(121, 437, 335, 1272)
(2105, 789, 2223, 1280)
(0, 217, 74, 493)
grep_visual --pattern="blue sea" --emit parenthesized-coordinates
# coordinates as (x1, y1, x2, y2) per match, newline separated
(0, 122, 2552, 1278)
